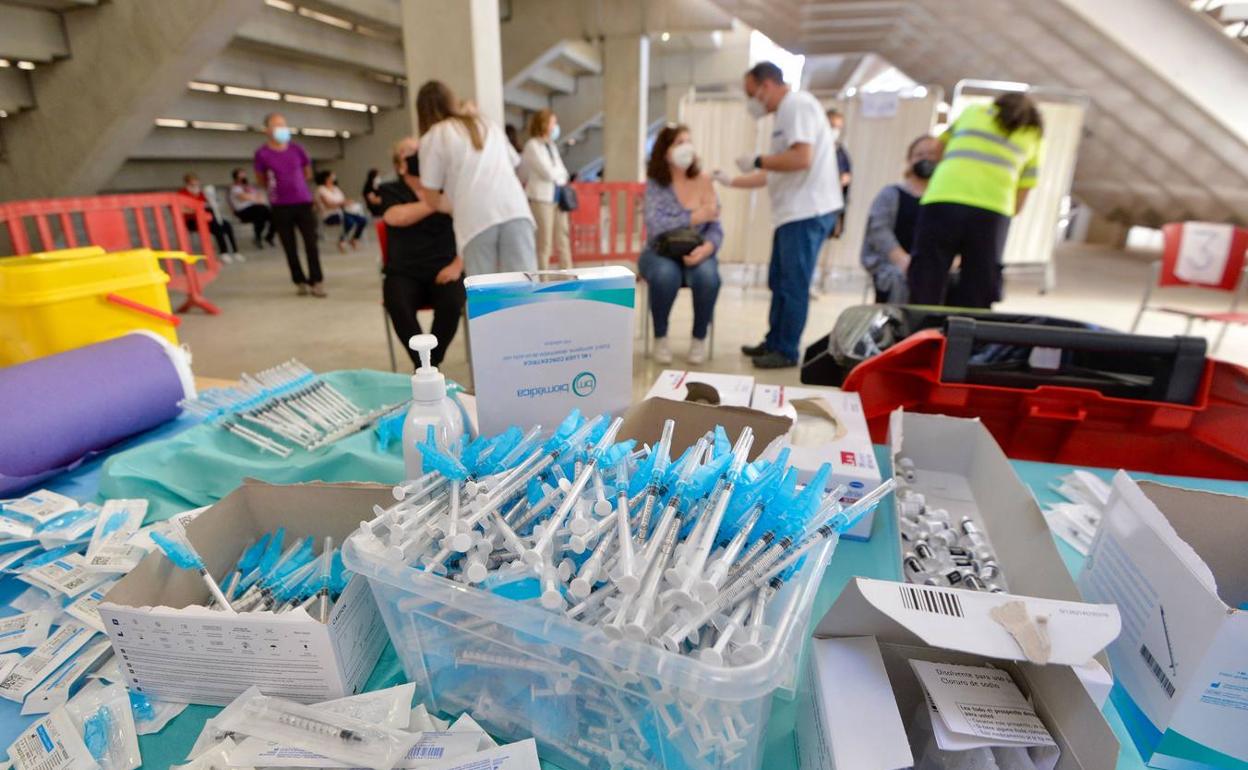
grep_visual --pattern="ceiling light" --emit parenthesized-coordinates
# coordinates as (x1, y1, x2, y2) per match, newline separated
(341, 130, 352, 139)
(298, 7, 354, 30)
(331, 100, 368, 112)
(155, 118, 189, 128)
(369, 105, 379, 114)
(16, 61, 35, 71)
(661, 32, 671, 42)
(224, 85, 281, 100)
(188, 81, 221, 93)
(286, 93, 330, 107)
(301, 127, 338, 137)
(912, 86, 928, 98)
(0, 60, 9, 68)
(191, 120, 248, 131)
(265, 0, 295, 10)
(0, 110, 7, 118)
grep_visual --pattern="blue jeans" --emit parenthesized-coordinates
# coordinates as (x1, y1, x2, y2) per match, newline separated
(765, 212, 838, 361)
(638, 248, 721, 339)
(325, 211, 366, 242)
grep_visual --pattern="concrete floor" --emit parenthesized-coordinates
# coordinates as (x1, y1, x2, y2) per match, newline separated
(178, 239, 1248, 397)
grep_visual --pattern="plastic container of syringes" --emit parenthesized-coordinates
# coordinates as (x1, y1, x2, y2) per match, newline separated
(343, 532, 836, 770)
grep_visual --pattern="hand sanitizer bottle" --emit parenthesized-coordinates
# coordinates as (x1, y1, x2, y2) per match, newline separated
(402, 334, 465, 480)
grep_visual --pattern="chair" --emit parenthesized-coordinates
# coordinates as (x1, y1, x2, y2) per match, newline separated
(1131, 222, 1248, 352)
(568, 182, 714, 360)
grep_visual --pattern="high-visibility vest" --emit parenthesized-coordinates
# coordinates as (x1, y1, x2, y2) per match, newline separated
(921, 103, 1042, 217)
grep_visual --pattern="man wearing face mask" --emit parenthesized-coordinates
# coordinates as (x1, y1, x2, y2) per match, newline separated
(860, 135, 943, 303)
(378, 136, 464, 369)
(254, 112, 324, 297)
(718, 61, 843, 369)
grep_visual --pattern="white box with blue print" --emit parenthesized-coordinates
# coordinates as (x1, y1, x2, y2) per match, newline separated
(465, 267, 635, 435)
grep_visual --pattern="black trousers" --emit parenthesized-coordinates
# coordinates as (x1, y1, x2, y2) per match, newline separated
(383, 272, 465, 368)
(906, 202, 1011, 308)
(272, 203, 322, 285)
(237, 205, 273, 244)
(185, 215, 237, 256)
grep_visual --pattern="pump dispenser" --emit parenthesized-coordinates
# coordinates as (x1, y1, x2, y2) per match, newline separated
(402, 334, 465, 479)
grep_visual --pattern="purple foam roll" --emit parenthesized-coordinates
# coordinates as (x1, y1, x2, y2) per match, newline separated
(0, 331, 194, 495)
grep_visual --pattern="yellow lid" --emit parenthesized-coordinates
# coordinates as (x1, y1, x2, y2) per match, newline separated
(0, 248, 171, 306)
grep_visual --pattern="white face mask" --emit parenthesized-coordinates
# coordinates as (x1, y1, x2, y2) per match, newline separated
(669, 142, 696, 170)
(828, 128, 841, 143)
(746, 93, 768, 119)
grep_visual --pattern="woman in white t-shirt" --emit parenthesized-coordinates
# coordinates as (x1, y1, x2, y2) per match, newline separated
(521, 109, 572, 270)
(415, 80, 536, 276)
(314, 170, 367, 251)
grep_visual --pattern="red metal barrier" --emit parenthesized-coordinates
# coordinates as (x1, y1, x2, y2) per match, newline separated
(0, 192, 221, 315)
(568, 182, 647, 266)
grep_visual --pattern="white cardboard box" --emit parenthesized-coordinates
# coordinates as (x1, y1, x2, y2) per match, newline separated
(465, 266, 635, 435)
(645, 370, 755, 407)
(1078, 474, 1248, 768)
(751, 385, 881, 541)
(796, 577, 1121, 770)
(98, 481, 392, 706)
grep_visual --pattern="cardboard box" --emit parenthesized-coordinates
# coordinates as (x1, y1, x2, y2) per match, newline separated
(751, 385, 881, 541)
(796, 577, 1121, 770)
(465, 266, 635, 435)
(1078, 474, 1248, 768)
(617, 397, 792, 463)
(98, 481, 392, 706)
(645, 370, 755, 407)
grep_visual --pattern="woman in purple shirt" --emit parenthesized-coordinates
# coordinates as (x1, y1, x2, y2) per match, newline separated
(255, 113, 325, 297)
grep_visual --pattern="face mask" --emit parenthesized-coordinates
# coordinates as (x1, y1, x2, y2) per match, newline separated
(405, 154, 420, 177)
(669, 142, 696, 170)
(550, 124, 561, 142)
(828, 128, 841, 143)
(912, 158, 936, 179)
(273, 126, 292, 144)
(746, 95, 767, 119)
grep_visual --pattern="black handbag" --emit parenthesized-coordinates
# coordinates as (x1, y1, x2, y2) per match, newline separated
(555, 184, 578, 213)
(654, 227, 703, 260)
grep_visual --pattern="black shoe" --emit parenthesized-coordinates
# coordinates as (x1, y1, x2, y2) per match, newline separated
(741, 341, 769, 357)
(752, 351, 797, 369)
(253, 238, 264, 249)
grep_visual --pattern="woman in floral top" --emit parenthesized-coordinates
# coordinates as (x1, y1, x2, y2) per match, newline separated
(640, 124, 724, 366)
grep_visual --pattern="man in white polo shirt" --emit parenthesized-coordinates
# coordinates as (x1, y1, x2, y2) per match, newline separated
(719, 61, 843, 369)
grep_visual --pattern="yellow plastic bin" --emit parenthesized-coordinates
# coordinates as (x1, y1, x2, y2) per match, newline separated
(0, 247, 180, 366)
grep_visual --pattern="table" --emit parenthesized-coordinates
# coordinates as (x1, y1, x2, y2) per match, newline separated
(3, 375, 1246, 769)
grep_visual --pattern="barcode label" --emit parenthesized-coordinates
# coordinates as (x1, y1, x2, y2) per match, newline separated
(1140, 644, 1175, 698)
(899, 585, 964, 618)
(408, 745, 446, 759)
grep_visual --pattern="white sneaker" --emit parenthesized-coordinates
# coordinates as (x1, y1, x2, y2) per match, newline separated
(232, 252, 246, 262)
(688, 337, 708, 365)
(219, 253, 233, 264)
(653, 337, 673, 365)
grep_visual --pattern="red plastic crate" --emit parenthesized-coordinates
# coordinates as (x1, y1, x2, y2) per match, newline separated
(842, 329, 1248, 480)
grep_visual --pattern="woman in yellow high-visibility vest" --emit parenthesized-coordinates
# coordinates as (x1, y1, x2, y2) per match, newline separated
(907, 92, 1044, 308)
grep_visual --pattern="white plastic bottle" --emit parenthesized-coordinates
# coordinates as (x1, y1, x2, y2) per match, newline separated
(402, 334, 465, 480)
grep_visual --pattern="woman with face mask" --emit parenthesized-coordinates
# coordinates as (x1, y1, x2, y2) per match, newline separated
(314, 170, 367, 252)
(254, 112, 325, 297)
(859, 135, 944, 303)
(378, 137, 464, 369)
(639, 124, 724, 366)
(521, 110, 573, 270)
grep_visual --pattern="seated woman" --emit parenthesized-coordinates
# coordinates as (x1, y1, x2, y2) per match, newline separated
(639, 124, 723, 366)
(314, 170, 367, 251)
(860, 135, 943, 303)
(379, 137, 464, 369)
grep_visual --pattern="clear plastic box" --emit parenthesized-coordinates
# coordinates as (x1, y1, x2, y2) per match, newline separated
(343, 535, 837, 770)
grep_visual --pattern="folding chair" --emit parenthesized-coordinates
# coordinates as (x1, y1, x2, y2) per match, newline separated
(1131, 222, 1248, 353)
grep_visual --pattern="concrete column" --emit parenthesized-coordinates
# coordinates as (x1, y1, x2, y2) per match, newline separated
(403, 0, 505, 131)
(0, 0, 258, 200)
(602, 34, 649, 182)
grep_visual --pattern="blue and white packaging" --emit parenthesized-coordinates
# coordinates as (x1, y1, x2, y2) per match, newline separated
(1079, 474, 1248, 769)
(465, 267, 634, 435)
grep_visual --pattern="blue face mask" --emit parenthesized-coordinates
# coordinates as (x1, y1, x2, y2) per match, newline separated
(550, 124, 561, 142)
(273, 126, 292, 144)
